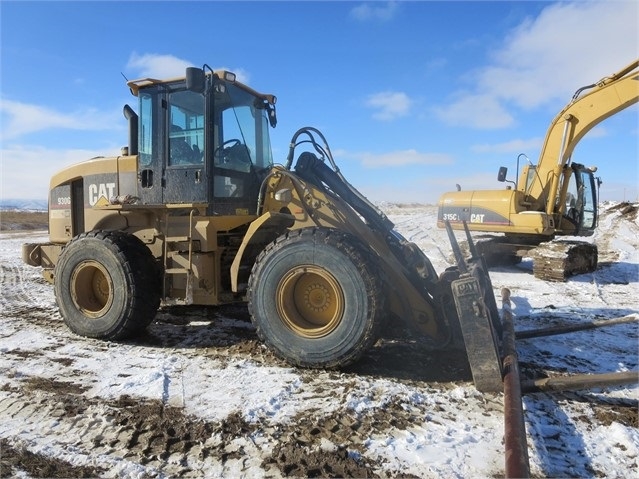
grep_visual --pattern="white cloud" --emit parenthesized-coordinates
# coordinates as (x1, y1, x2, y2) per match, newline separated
(352, 149, 453, 168)
(471, 137, 543, 154)
(488, 1, 638, 105)
(126, 52, 193, 79)
(434, 92, 514, 129)
(214, 67, 250, 85)
(366, 91, 412, 121)
(436, 0, 638, 128)
(1, 53, 252, 143)
(351, 1, 399, 22)
(0, 99, 121, 141)
(1, 144, 122, 199)
(584, 125, 609, 139)
(126, 52, 250, 84)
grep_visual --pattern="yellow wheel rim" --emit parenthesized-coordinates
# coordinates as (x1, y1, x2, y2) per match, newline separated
(70, 260, 113, 318)
(276, 266, 345, 339)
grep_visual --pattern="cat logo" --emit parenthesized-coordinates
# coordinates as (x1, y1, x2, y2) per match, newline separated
(88, 182, 116, 207)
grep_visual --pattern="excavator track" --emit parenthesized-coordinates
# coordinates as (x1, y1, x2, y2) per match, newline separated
(530, 240, 598, 282)
(455, 235, 598, 282)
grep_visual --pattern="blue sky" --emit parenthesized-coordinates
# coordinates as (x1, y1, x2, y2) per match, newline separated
(1, 0, 637, 204)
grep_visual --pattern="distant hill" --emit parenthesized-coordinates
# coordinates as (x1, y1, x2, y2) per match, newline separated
(0, 199, 48, 211)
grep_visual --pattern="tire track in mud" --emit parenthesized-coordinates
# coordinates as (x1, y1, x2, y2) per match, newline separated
(388, 208, 452, 267)
(0, 375, 428, 478)
(0, 378, 264, 477)
(0, 437, 106, 479)
(0, 233, 57, 327)
(0, 261, 58, 325)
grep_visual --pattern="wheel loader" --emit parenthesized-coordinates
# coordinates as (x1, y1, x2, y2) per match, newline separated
(438, 59, 639, 281)
(23, 65, 503, 391)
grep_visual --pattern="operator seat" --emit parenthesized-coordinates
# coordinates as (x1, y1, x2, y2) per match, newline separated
(169, 124, 199, 165)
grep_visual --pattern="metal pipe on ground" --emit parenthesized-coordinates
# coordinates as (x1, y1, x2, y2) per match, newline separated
(514, 312, 638, 394)
(515, 314, 638, 340)
(522, 370, 639, 394)
(501, 287, 530, 479)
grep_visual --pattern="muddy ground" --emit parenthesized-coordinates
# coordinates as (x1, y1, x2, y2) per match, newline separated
(2, 303, 635, 478)
(1, 205, 637, 478)
(1, 300, 475, 478)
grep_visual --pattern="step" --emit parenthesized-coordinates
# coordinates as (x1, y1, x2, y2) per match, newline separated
(165, 236, 190, 243)
(164, 268, 190, 275)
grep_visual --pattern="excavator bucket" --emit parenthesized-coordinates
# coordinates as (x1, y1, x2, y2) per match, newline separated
(445, 221, 504, 392)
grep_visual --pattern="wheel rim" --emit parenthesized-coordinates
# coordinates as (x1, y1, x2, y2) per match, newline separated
(276, 265, 345, 339)
(70, 260, 113, 318)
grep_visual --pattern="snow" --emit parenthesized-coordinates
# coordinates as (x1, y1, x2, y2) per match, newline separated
(1, 203, 637, 478)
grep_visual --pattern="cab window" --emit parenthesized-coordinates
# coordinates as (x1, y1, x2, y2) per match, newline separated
(168, 90, 204, 166)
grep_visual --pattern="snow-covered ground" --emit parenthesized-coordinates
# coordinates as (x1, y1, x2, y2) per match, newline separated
(1, 203, 637, 478)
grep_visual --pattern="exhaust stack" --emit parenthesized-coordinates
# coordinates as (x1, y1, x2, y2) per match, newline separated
(123, 104, 138, 156)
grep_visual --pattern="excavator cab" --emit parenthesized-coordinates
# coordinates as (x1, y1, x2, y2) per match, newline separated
(556, 163, 598, 235)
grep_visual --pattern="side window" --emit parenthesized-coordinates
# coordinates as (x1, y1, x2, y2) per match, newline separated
(139, 93, 153, 166)
(168, 90, 204, 167)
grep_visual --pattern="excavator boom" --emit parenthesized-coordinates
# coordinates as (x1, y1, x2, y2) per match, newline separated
(525, 59, 639, 214)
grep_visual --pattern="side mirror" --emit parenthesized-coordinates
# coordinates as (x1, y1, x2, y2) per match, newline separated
(497, 166, 508, 182)
(186, 67, 205, 93)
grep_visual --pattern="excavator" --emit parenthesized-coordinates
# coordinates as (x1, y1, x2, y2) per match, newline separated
(437, 59, 639, 281)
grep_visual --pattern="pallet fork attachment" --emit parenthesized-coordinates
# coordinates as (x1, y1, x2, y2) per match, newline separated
(443, 222, 637, 478)
(445, 220, 504, 392)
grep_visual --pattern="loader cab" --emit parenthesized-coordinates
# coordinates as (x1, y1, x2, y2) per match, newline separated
(131, 68, 276, 216)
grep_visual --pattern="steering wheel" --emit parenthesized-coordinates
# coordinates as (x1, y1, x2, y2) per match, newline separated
(214, 139, 243, 164)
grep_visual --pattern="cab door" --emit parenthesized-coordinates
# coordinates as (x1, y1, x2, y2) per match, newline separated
(163, 89, 207, 204)
(559, 165, 598, 235)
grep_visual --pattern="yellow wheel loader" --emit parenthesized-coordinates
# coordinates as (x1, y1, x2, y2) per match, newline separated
(438, 59, 639, 281)
(23, 65, 503, 391)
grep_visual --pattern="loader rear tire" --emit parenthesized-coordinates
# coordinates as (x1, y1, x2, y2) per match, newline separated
(54, 230, 160, 340)
(248, 227, 384, 369)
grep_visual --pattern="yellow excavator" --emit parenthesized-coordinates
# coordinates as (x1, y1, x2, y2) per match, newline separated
(438, 59, 639, 281)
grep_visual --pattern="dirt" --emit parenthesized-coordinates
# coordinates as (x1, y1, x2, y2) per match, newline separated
(2, 309, 633, 478)
(0, 349, 425, 478)
(0, 211, 48, 231)
(1, 204, 637, 478)
(606, 201, 638, 221)
(0, 437, 105, 478)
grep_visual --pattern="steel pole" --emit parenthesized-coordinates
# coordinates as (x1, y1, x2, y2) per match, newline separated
(501, 288, 530, 479)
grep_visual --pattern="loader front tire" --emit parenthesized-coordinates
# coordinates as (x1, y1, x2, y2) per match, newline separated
(248, 227, 384, 369)
(54, 231, 160, 340)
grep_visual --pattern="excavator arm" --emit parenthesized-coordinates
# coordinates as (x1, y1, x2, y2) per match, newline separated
(523, 59, 639, 213)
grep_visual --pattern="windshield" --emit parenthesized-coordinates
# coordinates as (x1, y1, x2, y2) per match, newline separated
(215, 83, 273, 172)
